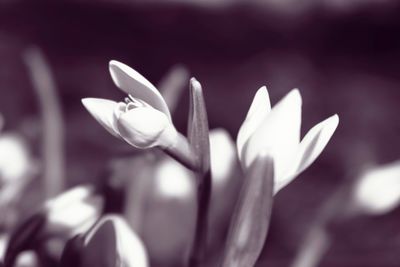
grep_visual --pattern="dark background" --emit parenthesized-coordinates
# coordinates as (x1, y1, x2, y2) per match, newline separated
(1, 0, 400, 266)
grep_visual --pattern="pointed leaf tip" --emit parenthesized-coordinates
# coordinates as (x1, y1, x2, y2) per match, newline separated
(190, 77, 201, 89)
(188, 78, 210, 173)
(82, 215, 148, 267)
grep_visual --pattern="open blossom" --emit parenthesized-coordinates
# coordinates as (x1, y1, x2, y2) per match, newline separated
(81, 215, 148, 267)
(353, 161, 400, 215)
(82, 60, 178, 149)
(237, 87, 339, 194)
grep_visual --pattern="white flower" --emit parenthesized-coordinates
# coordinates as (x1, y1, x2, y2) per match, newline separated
(81, 215, 148, 267)
(353, 161, 400, 215)
(0, 133, 31, 183)
(210, 129, 237, 187)
(82, 60, 178, 149)
(237, 87, 339, 194)
(45, 186, 103, 236)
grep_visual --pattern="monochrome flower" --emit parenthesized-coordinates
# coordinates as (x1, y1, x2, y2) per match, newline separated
(81, 215, 148, 267)
(353, 161, 400, 215)
(237, 87, 339, 193)
(45, 186, 103, 236)
(82, 61, 178, 149)
(0, 133, 31, 184)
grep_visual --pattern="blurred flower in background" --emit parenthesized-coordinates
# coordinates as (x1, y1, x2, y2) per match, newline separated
(352, 161, 400, 215)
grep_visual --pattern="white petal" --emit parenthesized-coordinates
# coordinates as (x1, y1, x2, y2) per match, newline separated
(236, 87, 271, 162)
(109, 60, 171, 121)
(242, 89, 302, 181)
(293, 114, 339, 176)
(0, 134, 30, 182)
(117, 107, 176, 149)
(45, 186, 92, 210)
(210, 128, 237, 186)
(274, 114, 338, 194)
(45, 186, 103, 235)
(15, 251, 38, 267)
(83, 215, 149, 267)
(81, 98, 120, 137)
(155, 157, 194, 199)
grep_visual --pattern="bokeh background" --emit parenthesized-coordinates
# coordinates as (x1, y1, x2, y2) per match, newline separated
(1, 0, 400, 266)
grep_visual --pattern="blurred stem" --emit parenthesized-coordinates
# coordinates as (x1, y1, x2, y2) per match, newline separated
(158, 65, 189, 113)
(24, 47, 65, 198)
(290, 182, 353, 267)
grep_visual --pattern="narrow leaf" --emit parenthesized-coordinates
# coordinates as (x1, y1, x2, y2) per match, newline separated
(187, 78, 210, 173)
(221, 154, 274, 267)
(186, 78, 212, 267)
(3, 213, 46, 267)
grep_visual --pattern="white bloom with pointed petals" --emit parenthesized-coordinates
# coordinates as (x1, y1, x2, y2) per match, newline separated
(237, 87, 339, 194)
(82, 61, 178, 149)
(82, 215, 148, 267)
(353, 161, 400, 215)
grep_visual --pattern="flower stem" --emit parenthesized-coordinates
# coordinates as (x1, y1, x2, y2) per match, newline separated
(188, 170, 212, 267)
(24, 48, 64, 198)
(24, 47, 65, 198)
(163, 133, 199, 172)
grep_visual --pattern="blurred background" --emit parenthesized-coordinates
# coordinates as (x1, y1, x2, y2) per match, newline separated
(1, 0, 400, 266)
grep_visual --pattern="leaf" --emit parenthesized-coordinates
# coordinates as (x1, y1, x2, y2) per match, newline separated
(221, 154, 274, 267)
(3, 213, 46, 267)
(187, 78, 210, 174)
(186, 78, 212, 267)
(59, 235, 85, 267)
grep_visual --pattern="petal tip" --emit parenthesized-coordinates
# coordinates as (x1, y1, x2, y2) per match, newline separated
(326, 114, 340, 130)
(290, 88, 302, 101)
(81, 98, 96, 110)
(256, 86, 269, 98)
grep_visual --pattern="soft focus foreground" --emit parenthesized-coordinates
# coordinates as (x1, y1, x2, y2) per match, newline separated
(0, 1, 400, 267)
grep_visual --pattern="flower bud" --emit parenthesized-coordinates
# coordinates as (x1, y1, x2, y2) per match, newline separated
(81, 215, 148, 267)
(116, 105, 178, 149)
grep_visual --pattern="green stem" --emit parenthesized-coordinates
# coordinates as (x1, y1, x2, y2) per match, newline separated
(188, 170, 212, 267)
(24, 47, 65, 198)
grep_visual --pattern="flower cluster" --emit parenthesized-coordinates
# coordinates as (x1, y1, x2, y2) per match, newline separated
(5, 58, 400, 267)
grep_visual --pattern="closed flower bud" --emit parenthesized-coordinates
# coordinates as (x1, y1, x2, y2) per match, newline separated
(115, 101, 178, 149)
(81, 215, 148, 267)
